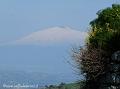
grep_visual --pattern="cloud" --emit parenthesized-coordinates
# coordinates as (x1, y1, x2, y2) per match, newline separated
(14, 26, 88, 45)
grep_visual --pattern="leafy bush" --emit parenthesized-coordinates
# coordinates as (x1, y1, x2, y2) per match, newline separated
(73, 4, 120, 89)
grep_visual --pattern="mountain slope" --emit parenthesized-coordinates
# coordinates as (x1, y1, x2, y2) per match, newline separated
(14, 26, 87, 45)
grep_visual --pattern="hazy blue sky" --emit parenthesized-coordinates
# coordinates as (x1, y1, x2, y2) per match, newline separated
(0, 0, 117, 43)
(0, 0, 119, 82)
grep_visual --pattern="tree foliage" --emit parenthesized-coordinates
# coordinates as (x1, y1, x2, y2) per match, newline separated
(73, 4, 120, 89)
(88, 4, 120, 53)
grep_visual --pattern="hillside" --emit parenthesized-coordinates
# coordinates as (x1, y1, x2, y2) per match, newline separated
(43, 82, 83, 89)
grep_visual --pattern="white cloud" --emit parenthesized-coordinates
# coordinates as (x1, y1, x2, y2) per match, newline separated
(14, 26, 88, 45)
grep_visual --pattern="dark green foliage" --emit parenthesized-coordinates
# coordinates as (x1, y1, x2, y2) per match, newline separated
(88, 4, 120, 54)
(90, 4, 120, 31)
(73, 4, 120, 89)
(44, 82, 81, 89)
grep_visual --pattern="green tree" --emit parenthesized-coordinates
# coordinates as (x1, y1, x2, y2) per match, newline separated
(89, 4, 120, 53)
(73, 4, 120, 89)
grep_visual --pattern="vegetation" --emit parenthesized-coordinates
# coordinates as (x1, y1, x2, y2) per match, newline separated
(89, 4, 120, 53)
(43, 82, 83, 89)
(72, 4, 120, 89)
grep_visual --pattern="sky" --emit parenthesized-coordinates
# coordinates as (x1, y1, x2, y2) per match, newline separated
(0, 0, 118, 43)
(0, 0, 119, 82)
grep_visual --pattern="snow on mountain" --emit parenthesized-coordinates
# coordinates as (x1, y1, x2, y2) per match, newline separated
(14, 26, 88, 45)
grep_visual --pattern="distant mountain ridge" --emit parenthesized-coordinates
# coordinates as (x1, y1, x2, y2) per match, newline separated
(14, 26, 87, 45)
(0, 70, 77, 87)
